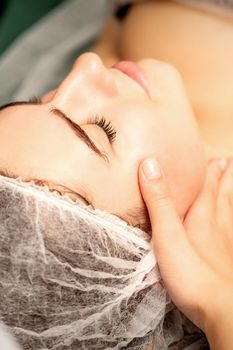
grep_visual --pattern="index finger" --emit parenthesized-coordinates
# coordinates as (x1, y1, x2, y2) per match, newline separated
(139, 158, 190, 257)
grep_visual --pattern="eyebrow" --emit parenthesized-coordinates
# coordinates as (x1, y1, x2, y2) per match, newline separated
(50, 108, 108, 163)
(0, 100, 108, 163)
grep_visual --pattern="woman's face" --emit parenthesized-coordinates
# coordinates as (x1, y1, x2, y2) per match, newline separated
(0, 53, 205, 226)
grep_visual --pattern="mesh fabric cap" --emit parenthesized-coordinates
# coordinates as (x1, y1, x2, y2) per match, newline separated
(0, 176, 207, 349)
(0, 175, 179, 349)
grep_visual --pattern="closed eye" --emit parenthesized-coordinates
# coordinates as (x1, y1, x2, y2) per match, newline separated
(88, 115, 117, 144)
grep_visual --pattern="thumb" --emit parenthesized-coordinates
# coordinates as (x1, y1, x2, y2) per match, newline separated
(139, 159, 202, 324)
(138, 158, 187, 253)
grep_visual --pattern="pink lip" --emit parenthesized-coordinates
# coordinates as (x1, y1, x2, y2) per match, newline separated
(112, 61, 150, 97)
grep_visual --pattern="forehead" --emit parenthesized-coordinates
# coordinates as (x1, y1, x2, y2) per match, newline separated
(0, 102, 45, 133)
(0, 104, 53, 131)
(0, 104, 79, 172)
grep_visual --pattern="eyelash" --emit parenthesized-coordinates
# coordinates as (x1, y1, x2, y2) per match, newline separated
(88, 115, 117, 144)
(31, 96, 117, 144)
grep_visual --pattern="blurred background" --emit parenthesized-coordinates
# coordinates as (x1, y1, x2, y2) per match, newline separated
(0, 0, 65, 55)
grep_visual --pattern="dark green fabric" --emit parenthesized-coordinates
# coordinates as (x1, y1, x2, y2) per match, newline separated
(0, 1, 8, 20)
(0, 0, 65, 55)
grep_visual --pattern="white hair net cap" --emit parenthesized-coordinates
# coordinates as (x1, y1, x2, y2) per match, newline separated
(0, 176, 207, 349)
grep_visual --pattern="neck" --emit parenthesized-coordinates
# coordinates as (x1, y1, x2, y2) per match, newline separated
(199, 107, 233, 160)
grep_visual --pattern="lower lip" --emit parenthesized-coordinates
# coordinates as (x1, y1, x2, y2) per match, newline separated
(112, 61, 150, 96)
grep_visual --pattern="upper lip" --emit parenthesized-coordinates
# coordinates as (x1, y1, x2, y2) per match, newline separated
(112, 61, 150, 98)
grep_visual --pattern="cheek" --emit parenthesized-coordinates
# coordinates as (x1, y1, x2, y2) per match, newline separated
(89, 160, 141, 216)
(110, 103, 158, 153)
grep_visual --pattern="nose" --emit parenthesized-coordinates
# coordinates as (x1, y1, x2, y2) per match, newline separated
(77, 52, 117, 96)
(56, 53, 117, 102)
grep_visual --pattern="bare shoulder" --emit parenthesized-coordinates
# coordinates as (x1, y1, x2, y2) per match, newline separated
(118, 0, 233, 60)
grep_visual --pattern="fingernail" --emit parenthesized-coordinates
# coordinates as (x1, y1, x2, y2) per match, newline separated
(218, 158, 227, 171)
(142, 158, 162, 180)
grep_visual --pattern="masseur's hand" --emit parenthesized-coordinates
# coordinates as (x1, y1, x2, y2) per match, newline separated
(139, 158, 233, 349)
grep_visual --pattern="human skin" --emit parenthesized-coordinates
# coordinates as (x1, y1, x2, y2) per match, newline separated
(93, 3, 233, 346)
(0, 52, 205, 227)
(94, 0, 233, 158)
(139, 157, 233, 349)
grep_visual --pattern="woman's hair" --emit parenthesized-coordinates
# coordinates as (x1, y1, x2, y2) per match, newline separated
(0, 166, 151, 232)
